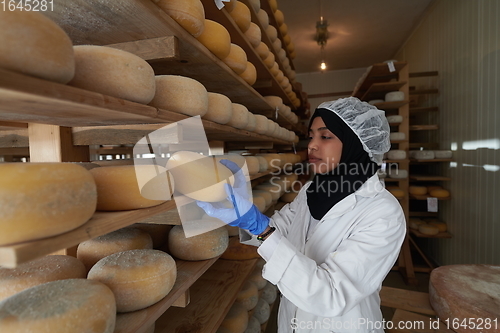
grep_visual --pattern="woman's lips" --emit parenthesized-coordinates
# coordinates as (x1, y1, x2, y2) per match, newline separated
(308, 157, 321, 163)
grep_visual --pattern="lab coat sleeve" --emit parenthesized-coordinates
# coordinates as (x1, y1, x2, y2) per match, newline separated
(261, 208, 406, 317)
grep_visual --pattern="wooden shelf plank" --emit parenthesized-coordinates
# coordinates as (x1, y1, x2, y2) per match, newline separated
(114, 257, 218, 333)
(371, 100, 409, 109)
(409, 88, 439, 95)
(361, 81, 407, 101)
(409, 71, 439, 78)
(409, 106, 439, 113)
(409, 211, 438, 217)
(352, 62, 408, 97)
(410, 175, 452, 181)
(384, 159, 409, 163)
(155, 259, 258, 333)
(410, 158, 453, 163)
(0, 201, 176, 268)
(409, 142, 439, 149)
(409, 124, 439, 131)
(380, 286, 436, 316)
(410, 229, 452, 239)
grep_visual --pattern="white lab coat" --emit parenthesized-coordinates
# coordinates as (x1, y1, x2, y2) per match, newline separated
(256, 174, 406, 333)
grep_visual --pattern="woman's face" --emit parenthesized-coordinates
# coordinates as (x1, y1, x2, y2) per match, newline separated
(308, 117, 343, 174)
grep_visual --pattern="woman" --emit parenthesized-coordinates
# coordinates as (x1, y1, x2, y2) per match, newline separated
(198, 97, 406, 333)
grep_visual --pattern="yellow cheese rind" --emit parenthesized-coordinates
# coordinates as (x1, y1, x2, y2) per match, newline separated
(256, 9, 269, 29)
(227, 103, 250, 129)
(244, 156, 260, 175)
(223, 0, 237, 12)
(169, 225, 229, 260)
(0, 11, 75, 84)
(429, 189, 450, 198)
(418, 224, 440, 235)
(77, 227, 153, 272)
(152, 0, 205, 37)
(220, 302, 249, 333)
(409, 186, 427, 195)
(88, 249, 176, 312)
(149, 75, 208, 116)
(239, 61, 257, 85)
(196, 20, 231, 59)
(428, 221, 447, 232)
(244, 22, 262, 48)
(245, 112, 257, 132)
(204, 92, 233, 124)
(0, 255, 86, 302)
(236, 280, 259, 310)
(255, 42, 270, 59)
(229, 1, 251, 32)
(222, 44, 248, 75)
(0, 163, 97, 246)
(0, 279, 116, 333)
(274, 10, 285, 26)
(69, 46, 156, 104)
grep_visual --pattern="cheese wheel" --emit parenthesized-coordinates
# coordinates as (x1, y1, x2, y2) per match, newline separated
(88, 249, 176, 312)
(270, 61, 280, 76)
(256, 154, 281, 170)
(0, 163, 97, 246)
(268, 0, 278, 11)
(244, 316, 261, 333)
(385, 91, 405, 102)
(227, 103, 250, 129)
(252, 190, 272, 206)
(264, 95, 283, 108)
(386, 115, 403, 123)
(261, 282, 278, 304)
(409, 186, 427, 195)
(390, 132, 406, 141)
(244, 156, 260, 175)
(274, 9, 285, 25)
(433, 150, 453, 159)
(283, 33, 291, 46)
(239, 61, 257, 85)
(0, 255, 86, 302)
(225, 224, 240, 237)
(152, 0, 205, 37)
(220, 302, 248, 333)
(196, 20, 231, 59)
(204, 92, 233, 124)
(252, 195, 267, 212)
(166, 151, 235, 202)
(248, 0, 260, 12)
(149, 75, 208, 116)
(247, 268, 267, 290)
(0, 11, 75, 84)
(409, 218, 426, 230)
(388, 168, 407, 179)
(256, 156, 269, 172)
(427, 185, 443, 192)
(169, 225, 229, 260)
(418, 224, 440, 235)
(236, 280, 259, 310)
(428, 221, 447, 232)
(272, 38, 282, 52)
(253, 114, 270, 135)
(388, 188, 405, 198)
(279, 23, 288, 36)
(255, 42, 270, 59)
(280, 191, 298, 203)
(429, 189, 450, 198)
(215, 154, 247, 169)
(223, 0, 237, 12)
(263, 51, 276, 69)
(131, 223, 172, 249)
(387, 150, 406, 160)
(409, 150, 435, 160)
(244, 22, 261, 48)
(256, 9, 269, 29)
(90, 165, 172, 211)
(244, 112, 257, 131)
(229, 1, 251, 32)
(77, 228, 153, 272)
(0, 279, 116, 333)
(266, 25, 278, 42)
(275, 69, 285, 83)
(221, 236, 260, 260)
(253, 298, 271, 324)
(69, 46, 155, 104)
(222, 44, 248, 74)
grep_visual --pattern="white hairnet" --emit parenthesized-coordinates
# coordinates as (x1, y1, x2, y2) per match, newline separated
(317, 97, 390, 165)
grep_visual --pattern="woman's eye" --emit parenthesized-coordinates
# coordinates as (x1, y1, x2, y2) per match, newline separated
(321, 136, 331, 139)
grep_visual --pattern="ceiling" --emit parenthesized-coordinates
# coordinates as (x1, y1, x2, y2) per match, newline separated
(279, 0, 435, 73)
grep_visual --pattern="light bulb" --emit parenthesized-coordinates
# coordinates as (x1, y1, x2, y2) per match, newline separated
(320, 61, 327, 70)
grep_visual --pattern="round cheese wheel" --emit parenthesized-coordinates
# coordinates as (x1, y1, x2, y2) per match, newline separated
(69, 46, 155, 104)
(220, 302, 248, 333)
(418, 224, 440, 236)
(433, 150, 453, 159)
(385, 91, 405, 102)
(275, 69, 285, 83)
(169, 225, 229, 260)
(388, 169, 408, 179)
(0, 255, 86, 302)
(196, 19, 231, 59)
(0, 11, 75, 84)
(387, 150, 406, 160)
(279, 23, 288, 36)
(409, 218, 426, 230)
(429, 189, 450, 198)
(256, 10, 269, 29)
(244, 156, 260, 175)
(252, 195, 267, 212)
(131, 223, 172, 249)
(270, 62, 280, 76)
(280, 191, 298, 203)
(253, 114, 270, 135)
(166, 151, 235, 202)
(263, 51, 275, 69)
(227, 103, 250, 129)
(264, 95, 283, 109)
(0, 163, 97, 246)
(427, 185, 443, 192)
(409, 150, 435, 160)
(253, 298, 271, 324)
(244, 22, 261, 48)
(268, 0, 278, 11)
(149, 75, 208, 116)
(248, 0, 260, 12)
(236, 280, 259, 310)
(244, 316, 261, 333)
(386, 115, 403, 123)
(272, 38, 282, 52)
(221, 236, 260, 260)
(222, 44, 248, 75)
(90, 165, 172, 211)
(244, 112, 257, 131)
(390, 132, 406, 141)
(229, 1, 251, 32)
(204, 92, 233, 124)
(248, 267, 267, 290)
(255, 42, 270, 59)
(77, 227, 153, 272)
(274, 9, 285, 25)
(239, 61, 257, 85)
(387, 188, 405, 198)
(409, 186, 427, 195)
(88, 249, 176, 312)
(252, 190, 272, 206)
(428, 221, 447, 232)
(256, 154, 281, 171)
(255, 156, 269, 172)
(283, 33, 291, 46)
(261, 282, 278, 304)
(152, 0, 205, 37)
(266, 25, 278, 42)
(223, 0, 237, 12)
(0, 279, 116, 333)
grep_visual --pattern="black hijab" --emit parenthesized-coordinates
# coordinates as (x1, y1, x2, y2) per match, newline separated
(306, 108, 379, 220)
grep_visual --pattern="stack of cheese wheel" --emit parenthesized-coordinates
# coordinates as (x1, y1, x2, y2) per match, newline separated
(90, 165, 173, 211)
(221, 235, 260, 260)
(149, 75, 209, 117)
(256, 153, 282, 171)
(196, 19, 231, 60)
(169, 225, 229, 260)
(222, 43, 248, 75)
(219, 302, 248, 333)
(152, 0, 205, 37)
(0, 279, 116, 332)
(235, 280, 259, 310)
(77, 227, 153, 272)
(0, 163, 97, 246)
(0, 255, 86, 302)
(88, 249, 177, 312)
(224, 224, 240, 237)
(0, 10, 75, 84)
(203, 92, 233, 124)
(69, 46, 156, 104)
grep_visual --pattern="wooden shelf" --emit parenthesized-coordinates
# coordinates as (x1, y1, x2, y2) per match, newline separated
(352, 62, 408, 97)
(155, 259, 258, 333)
(0, 201, 176, 268)
(410, 158, 453, 163)
(410, 194, 451, 200)
(410, 229, 452, 238)
(114, 257, 218, 333)
(383, 178, 405, 182)
(409, 71, 439, 78)
(384, 159, 409, 163)
(410, 124, 439, 131)
(409, 142, 439, 149)
(390, 140, 408, 144)
(409, 211, 438, 217)
(410, 175, 452, 181)
(410, 106, 439, 113)
(361, 81, 407, 101)
(371, 100, 409, 109)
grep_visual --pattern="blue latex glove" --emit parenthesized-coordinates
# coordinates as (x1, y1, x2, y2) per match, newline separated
(197, 159, 269, 235)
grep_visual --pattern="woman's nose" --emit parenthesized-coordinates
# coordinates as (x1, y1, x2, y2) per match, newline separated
(308, 138, 318, 151)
